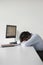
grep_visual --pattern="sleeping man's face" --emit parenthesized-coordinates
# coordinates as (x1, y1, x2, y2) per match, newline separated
(20, 37, 29, 42)
(20, 35, 32, 42)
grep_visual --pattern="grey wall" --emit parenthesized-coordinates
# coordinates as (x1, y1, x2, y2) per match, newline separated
(0, 0, 43, 44)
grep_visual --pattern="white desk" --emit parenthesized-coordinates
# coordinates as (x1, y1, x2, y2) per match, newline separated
(0, 46, 43, 65)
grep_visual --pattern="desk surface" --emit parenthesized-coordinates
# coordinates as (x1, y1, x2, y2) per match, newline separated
(0, 46, 43, 65)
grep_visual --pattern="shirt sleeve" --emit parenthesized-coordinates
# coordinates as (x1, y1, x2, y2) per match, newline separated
(23, 34, 42, 47)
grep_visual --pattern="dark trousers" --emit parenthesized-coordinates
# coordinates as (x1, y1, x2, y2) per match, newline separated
(36, 51, 43, 61)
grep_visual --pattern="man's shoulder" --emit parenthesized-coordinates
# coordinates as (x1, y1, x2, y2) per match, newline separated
(32, 34, 42, 40)
(32, 34, 40, 37)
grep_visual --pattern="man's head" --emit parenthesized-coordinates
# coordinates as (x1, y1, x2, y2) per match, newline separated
(19, 31, 31, 42)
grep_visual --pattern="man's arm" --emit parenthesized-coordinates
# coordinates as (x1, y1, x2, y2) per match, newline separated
(22, 34, 42, 46)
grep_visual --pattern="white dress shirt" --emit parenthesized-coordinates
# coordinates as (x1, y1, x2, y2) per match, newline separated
(21, 34, 43, 51)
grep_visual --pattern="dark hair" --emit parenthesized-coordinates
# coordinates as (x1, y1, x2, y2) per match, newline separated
(19, 31, 31, 42)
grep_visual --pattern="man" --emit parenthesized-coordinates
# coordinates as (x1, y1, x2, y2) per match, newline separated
(19, 31, 43, 51)
(19, 31, 43, 61)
